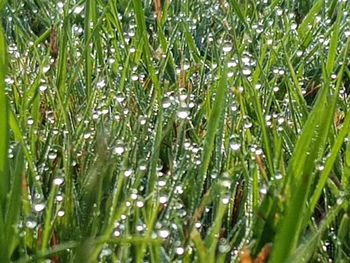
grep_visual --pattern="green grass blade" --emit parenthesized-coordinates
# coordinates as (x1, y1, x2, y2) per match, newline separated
(0, 12, 9, 211)
(0, 18, 9, 262)
(309, 36, 349, 214)
(197, 63, 227, 206)
(297, 0, 324, 39)
(84, 0, 96, 98)
(287, 200, 346, 263)
(228, 0, 248, 27)
(5, 146, 24, 257)
(270, 6, 345, 261)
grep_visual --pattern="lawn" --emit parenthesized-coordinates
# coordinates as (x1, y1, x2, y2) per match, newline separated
(0, 0, 350, 262)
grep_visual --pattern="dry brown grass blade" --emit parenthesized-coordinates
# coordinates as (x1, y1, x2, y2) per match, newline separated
(239, 248, 254, 263)
(50, 26, 58, 62)
(153, 0, 162, 22)
(239, 243, 272, 263)
(254, 243, 272, 263)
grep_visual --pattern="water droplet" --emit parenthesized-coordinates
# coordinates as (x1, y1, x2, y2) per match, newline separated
(273, 86, 279, 92)
(227, 60, 237, 67)
(242, 68, 251, 76)
(96, 80, 106, 89)
(73, 5, 84, 14)
(57, 210, 65, 217)
(34, 203, 45, 212)
(162, 98, 172, 108)
(195, 222, 202, 228)
(255, 148, 263, 155)
(244, 120, 252, 129)
(336, 198, 344, 205)
(136, 201, 144, 208)
(57, 2, 64, 9)
(317, 163, 324, 171)
(158, 229, 170, 238)
(218, 239, 231, 253)
(48, 151, 57, 160)
(259, 188, 267, 195)
(175, 185, 184, 194)
(177, 108, 190, 119)
(27, 118, 34, 125)
(124, 169, 133, 177)
(230, 142, 241, 151)
(222, 196, 230, 204)
(176, 247, 185, 255)
(179, 94, 188, 101)
(26, 219, 37, 229)
(222, 44, 232, 53)
(274, 173, 283, 180)
(39, 85, 47, 92)
(136, 224, 145, 232)
(56, 195, 64, 202)
(100, 247, 112, 258)
(139, 116, 147, 125)
(130, 193, 138, 200)
(113, 143, 125, 155)
(53, 177, 64, 186)
(276, 9, 283, 16)
(159, 196, 168, 204)
(221, 179, 231, 188)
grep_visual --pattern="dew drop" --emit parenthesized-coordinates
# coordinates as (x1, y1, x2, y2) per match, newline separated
(158, 229, 170, 238)
(43, 66, 50, 73)
(176, 247, 185, 255)
(113, 230, 121, 237)
(159, 196, 168, 204)
(242, 68, 251, 76)
(96, 80, 106, 89)
(57, 210, 65, 217)
(136, 201, 144, 208)
(259, 188, 267, 195)
(26, 219, 37, 229)
(124, 169, 133, 177)
(230, 142, 241, 151)
(27, 118, 34, 125)
(222, 44, 232, 53)
(74, 5, 84, 14)
(221, 197, 230, 205)
(48, 151, 57, 160)
(177, 108, 190, 119)
(136, 225, 144, 232)
(162, 98, 172, 109)
(34, 203, 45, 212)
(274, 173, 283, 180)
(39, 85, 47, 92)
(113, 144, 125, 155)
(53, 177, 64, 186)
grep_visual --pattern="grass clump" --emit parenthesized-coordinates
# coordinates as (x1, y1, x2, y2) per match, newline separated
(1, 0, 350, 262)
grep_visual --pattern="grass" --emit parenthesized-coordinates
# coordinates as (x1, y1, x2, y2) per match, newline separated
(1, 0, 350, 262)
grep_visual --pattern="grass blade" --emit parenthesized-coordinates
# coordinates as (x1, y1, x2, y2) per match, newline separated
(0, 10, 9, 210)
(0, 16, 9, 262)
(270, 6, 345, 261)
(197, 63, 227, 205)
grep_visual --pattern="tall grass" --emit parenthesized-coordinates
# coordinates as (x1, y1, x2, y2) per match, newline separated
(1, 0, 350, 262)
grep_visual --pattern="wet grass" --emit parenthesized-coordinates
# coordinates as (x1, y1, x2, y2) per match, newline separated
(1, 0, 350, 262)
